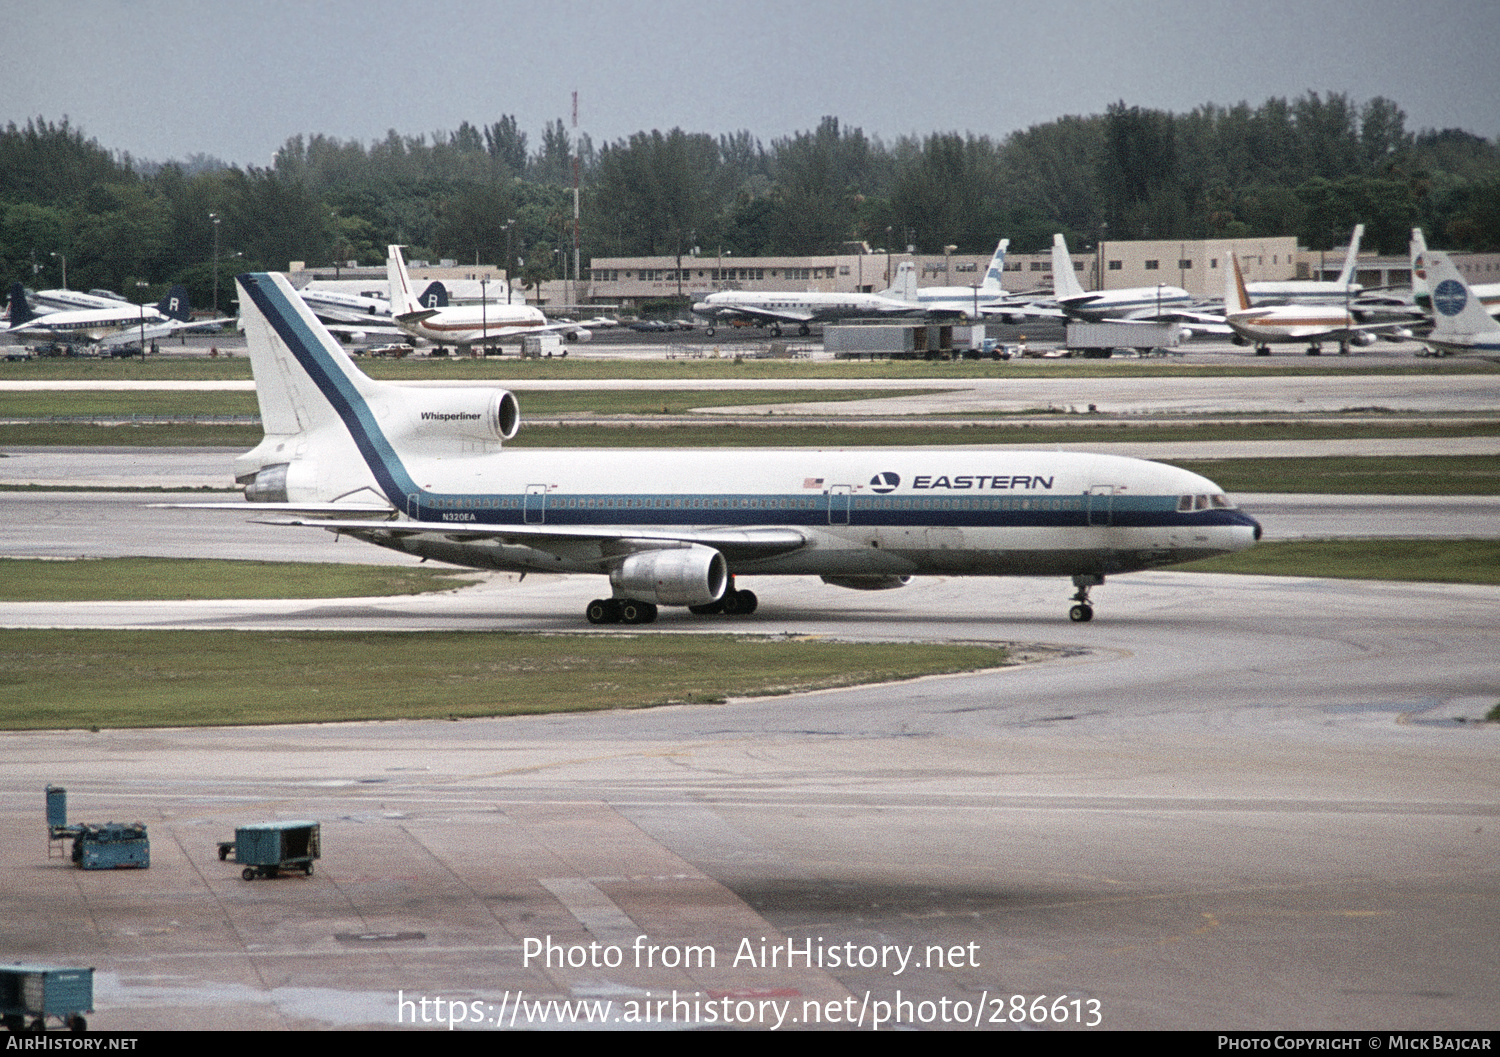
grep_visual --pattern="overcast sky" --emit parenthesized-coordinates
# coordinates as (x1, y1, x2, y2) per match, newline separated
(5, 0, 1498, 167)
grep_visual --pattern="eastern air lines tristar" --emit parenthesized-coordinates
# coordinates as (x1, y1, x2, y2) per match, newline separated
(191, 271, 1262, 625)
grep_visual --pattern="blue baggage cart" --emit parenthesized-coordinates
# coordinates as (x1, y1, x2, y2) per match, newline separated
(218, 821, 320, 879)
(0, 963, 92, 1033)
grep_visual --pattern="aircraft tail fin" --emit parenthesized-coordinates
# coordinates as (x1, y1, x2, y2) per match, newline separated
(1225, 253, 1252, 313)
(237, 271, 386, 439)
(1424, 252, 1497, 335)
(1334, 224, 1365, 288)
(1409, 228, 1429, 301)
(1051, 234, 1087, 301)
(387, 245, 420, 316)
(157, 284, 192, 322)
(980, 239, 1010, 294)
(879, 261, 917, 302)
(6, 282, 36, 325)
(417, 280, 449, 309)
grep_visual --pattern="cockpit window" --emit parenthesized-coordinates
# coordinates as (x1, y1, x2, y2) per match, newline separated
(1178, 495, 1193, 512)
(1210, 494, 1232, 509)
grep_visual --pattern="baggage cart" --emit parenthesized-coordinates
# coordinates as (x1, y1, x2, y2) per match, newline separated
(0, 964, 92, 1033)
(218, 821, 320, 879)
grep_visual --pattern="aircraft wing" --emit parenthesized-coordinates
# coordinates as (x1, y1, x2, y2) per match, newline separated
(257, 516, 810, 564)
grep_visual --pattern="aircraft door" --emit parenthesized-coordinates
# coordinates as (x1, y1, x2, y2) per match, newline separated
(1087, 485, 1115, 526)
(524, 484, 547, 524)
(828, 485, 852, 525)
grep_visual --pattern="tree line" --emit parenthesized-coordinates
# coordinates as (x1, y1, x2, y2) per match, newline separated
(3, 93, 1498, 308)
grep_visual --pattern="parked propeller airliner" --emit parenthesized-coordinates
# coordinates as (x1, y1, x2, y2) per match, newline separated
(5, 282, 228, 348)
(692, 263, 921, 337)
(184, 271, 1261, 625)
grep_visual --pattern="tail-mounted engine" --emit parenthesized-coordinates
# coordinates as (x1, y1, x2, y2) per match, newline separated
(394, 388, 519, 450)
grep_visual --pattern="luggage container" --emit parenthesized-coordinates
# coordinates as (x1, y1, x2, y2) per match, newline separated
(218, 821, 320, 880)
(0, 963, 92, 1033)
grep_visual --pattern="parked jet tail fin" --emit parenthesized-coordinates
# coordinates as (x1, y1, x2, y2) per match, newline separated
(1424, 252, 1499, 335)
(1409, 228, 1430, 301)
(417, 281, 448, 309)
(981, 239, 1010, 294)
(1335, 224, 1365, 288)
(1051, 234, 1088, 301)
(386, 244, 420, 316)
(1224, 253, 1252, 313)
(6, 282, 36, 325)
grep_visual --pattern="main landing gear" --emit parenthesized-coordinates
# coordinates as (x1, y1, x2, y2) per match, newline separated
(584, 580, 759, 625)
(586, 598, 658, 625)
(1069, 574, 1103, 622)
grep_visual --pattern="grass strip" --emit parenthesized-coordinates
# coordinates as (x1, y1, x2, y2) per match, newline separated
(0, 558, 480, 601)
(1169, 538, 1500, 584)
(0, 629, 1009, 729)
(2, 356, 1496, 383)
(1166, 456, 1500, 495)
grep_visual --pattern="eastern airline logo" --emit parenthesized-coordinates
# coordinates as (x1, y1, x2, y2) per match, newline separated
(1433, 279, 1467, 317)
(870, 472, 900, 493)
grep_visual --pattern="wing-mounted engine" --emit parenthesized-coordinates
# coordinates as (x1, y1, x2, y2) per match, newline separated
(611, 544, 728, 606)
(384, 387, 520, 455)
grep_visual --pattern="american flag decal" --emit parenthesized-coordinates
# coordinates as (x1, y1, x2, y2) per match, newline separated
(803, 477, 824, 488)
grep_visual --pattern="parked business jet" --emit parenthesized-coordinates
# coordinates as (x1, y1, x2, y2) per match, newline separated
(6, 283, 228, 348)
(1223, 252, 1404, 355)
(1416, 251, 1500, 357)
(692, 263, 921, 337)
(387, 245, 587, 349)
(181, 271, 1261, 625)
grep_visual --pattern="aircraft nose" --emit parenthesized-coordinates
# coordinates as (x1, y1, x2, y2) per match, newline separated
(1236, 510, 1263, 541)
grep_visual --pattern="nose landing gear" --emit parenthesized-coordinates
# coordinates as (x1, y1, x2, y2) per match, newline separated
(1069, 574, 1103, 622)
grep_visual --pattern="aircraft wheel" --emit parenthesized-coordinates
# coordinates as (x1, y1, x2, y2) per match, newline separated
(798, 324, 811, 336)
(67, 1014, 86, 1034)
(619, 600, 657, 625)
(586, 599, 621, 624)
(242, 867, 256, 881)
(705, 326, 715, 337)
(721, 589, 758, 616)
(735, 590, 757, 614)
(1255, 345, 1270, 356)
(1069, 603, 1094, 623)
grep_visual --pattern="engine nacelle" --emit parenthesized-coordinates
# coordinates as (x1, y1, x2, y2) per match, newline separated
(389, 388, 519, 454)
(1352, 331, 1378, 347)
(611, 545, 727, 606)
(244, 461, 322, 503)
(820, 574, 912, 591)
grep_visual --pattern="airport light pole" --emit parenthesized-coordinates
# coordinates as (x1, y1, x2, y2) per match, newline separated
(480, 275, 488, 353)
(210, 213, 221, 315)
(50, 252, 66, 290)
(502, 221, 515, 304)
(136, 281, 149, 356)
